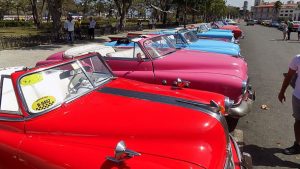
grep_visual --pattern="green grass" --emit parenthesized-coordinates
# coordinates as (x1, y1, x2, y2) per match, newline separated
(0, 27, 45, 36)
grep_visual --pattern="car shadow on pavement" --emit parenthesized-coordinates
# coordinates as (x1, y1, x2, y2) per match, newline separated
(243, 145, 300, 168)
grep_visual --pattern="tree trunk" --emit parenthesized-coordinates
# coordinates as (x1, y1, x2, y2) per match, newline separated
(31, 0, 41, 28)
(47, 0, 63, 40)
(192, 10, 195, 23)
(114, 0, 133, 31)
(176, 5, 180, 22)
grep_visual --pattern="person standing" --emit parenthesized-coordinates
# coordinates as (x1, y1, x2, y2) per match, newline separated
(287, 19, 293, 40)
(282, 21, 288, 41)
(278, 55, 300, 155)
(75, 18, 82, 40)
(64, 15, 75, 43)
(88, 17, 96, 40)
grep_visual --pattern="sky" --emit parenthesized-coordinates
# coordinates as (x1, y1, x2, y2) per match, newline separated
(226, 0, 295, 9)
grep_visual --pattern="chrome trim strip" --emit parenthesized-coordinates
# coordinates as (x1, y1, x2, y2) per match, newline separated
(229, 134, 242, 162)
(0, 117, 24, 122)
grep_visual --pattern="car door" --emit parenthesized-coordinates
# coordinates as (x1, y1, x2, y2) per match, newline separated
(104, 43, 155, 83)
(0, 75, 25, 168)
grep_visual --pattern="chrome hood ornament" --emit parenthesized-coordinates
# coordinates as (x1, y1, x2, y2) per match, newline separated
(107, 140, 141, 163)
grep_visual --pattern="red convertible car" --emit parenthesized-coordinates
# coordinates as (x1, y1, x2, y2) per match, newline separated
(0, 54, 252, 168)
(38, 35, 255, 132)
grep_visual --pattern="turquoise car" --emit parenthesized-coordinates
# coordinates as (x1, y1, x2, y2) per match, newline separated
(105, 29, 241, 58)
(156, 29, 241, 57)
(196, 23, 236, 43)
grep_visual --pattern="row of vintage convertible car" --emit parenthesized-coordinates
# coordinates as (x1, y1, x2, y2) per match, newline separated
(0, 23, 253, 168)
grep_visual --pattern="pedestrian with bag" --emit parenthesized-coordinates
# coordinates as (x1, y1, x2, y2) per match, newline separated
(278, 55, 300, 155)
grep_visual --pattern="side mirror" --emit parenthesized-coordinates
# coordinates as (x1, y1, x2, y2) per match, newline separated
(136, 53, 144, 62)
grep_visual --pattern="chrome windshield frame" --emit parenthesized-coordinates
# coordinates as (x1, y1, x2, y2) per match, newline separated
(16, 54, 114, 116)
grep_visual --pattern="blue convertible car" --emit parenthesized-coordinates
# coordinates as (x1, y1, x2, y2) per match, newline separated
(105, 29, 241, 58)
(195, 23, 236, 43)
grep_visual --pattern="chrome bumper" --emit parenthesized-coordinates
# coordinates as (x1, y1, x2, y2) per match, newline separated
(229, 89, 255, 117)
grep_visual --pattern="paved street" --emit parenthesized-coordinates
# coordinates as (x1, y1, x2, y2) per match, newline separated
(1, 24, 300, 168)
(238, 24, 300, 168)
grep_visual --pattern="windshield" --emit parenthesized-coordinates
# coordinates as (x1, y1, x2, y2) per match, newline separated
(181, 31, 198, 43)
(143, 36, 176, 59)
(165, 34, 185, 45)
(197, 24, 209, 33)
(20, 55, 113, 114)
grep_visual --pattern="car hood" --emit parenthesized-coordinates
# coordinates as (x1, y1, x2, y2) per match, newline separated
(185, 45, 239, 56)
(209, 29, 232, 32)
(188, 39, 240, 51)
(154, 49, 247, 79)
(221, 25, 241, 31)
(198, 31, 234, 39)
(25, 79, 228, 169)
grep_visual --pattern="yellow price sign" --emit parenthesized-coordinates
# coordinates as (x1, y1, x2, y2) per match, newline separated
(32, 96, 56, 111)
(20, 73, 43, 86)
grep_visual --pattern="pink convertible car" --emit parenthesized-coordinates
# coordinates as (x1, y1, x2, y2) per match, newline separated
(36, 35, 255, 131)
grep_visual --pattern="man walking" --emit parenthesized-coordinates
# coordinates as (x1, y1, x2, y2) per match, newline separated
(64, 15, 75, 43)
(278, 55, 300, 155)
(88, 17, 96, 40)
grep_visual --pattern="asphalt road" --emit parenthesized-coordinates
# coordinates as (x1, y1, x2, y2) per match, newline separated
(238, 24, 300, 168)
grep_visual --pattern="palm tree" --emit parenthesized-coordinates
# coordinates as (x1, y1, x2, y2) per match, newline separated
(273, 1, 282, 20)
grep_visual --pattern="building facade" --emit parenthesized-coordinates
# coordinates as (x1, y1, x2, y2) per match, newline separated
(254, 0, 263, 6)
(253, 2, 298, 21)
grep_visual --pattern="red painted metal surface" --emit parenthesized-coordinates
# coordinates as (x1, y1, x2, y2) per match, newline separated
(0, 58, 233, 168)
(220, 25, 242, 39)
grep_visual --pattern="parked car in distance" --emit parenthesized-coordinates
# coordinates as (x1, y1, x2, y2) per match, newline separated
(0, 53, 253, 169)
(38, 37, 255, 132)
(292, 21, 300, 32)
(271, 20, 279, 27)
(106, 29, 241, 57)
(194, 23, 236, 43)
(246, 19, 255, 26)
(211, 21, 243, 39)
(225, 19, 238, 25)
(261, 20, 271, 26)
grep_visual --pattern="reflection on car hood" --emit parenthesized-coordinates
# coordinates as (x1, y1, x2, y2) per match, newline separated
(154, 49, 247, 80)
(188, 39, 240, 51)
(25, 78, 227, 169)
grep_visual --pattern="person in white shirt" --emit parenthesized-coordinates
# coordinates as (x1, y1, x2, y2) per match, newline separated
(64, 15, 75, 43)
(88, 17, 96, 40)
(279, 55, 300, 155)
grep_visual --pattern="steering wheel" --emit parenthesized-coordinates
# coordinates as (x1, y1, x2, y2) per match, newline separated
(68, 73, 85, 94)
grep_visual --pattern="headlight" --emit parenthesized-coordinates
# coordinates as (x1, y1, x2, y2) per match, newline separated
(224, 143, 235, 169)
(241, 80, 248, 95)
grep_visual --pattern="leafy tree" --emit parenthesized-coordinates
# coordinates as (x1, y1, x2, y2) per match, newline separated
(273, 1, 282, 20)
